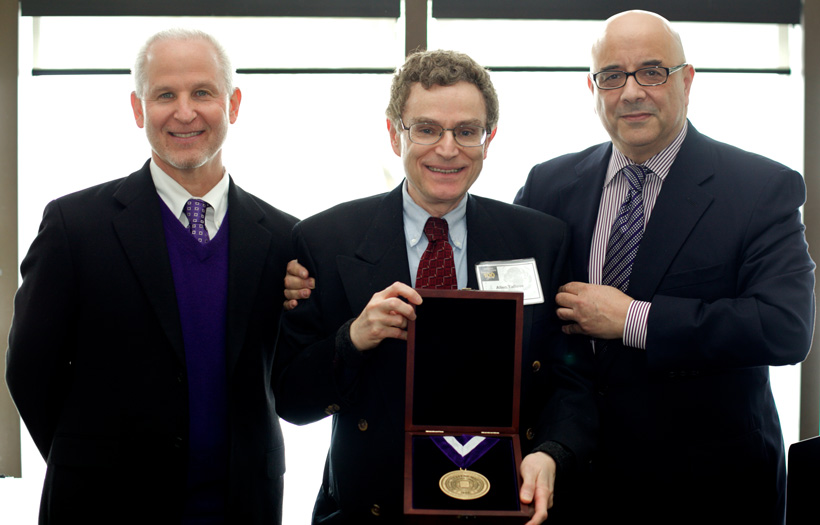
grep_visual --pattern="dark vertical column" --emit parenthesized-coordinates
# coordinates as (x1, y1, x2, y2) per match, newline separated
(0, 0, 21, 478)
(802, 0, 820, 440)
(405, 0, 427, 55)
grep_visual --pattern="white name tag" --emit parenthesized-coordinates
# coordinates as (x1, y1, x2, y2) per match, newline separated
(475, 258, 544, 305)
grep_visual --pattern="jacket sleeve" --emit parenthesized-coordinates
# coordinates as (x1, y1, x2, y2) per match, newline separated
(6, 201, 78, 459)
(273, 223, 368, 425)
(528, 222, 597, 477)
(647, 168, 815, 370)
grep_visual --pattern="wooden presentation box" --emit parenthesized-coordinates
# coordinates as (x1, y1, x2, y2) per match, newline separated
(404, 288, 533, 523)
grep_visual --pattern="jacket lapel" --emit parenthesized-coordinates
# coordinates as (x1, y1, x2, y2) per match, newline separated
(464, 195, 534, 349)
(337, 185, 411, 316)
(561, 144, 611, 283)
(112, 163, 186, 365)
(225, 180, 272, 377)
(464, 195, 516, 289)
(597, 125, 714, 376)
(336, 185, 411, 431)
(628, 125, 715, 301)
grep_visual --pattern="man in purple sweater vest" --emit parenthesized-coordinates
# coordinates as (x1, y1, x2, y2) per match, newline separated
(7, 29, 297, 525)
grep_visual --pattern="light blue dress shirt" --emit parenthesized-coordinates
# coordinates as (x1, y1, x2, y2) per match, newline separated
(402, 180, 468, 289)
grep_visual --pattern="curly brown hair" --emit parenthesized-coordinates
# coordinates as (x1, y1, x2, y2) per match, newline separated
(386, 49, 499, 131)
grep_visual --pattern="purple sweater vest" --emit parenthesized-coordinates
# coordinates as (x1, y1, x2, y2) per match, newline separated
(161, 202, 229, 524)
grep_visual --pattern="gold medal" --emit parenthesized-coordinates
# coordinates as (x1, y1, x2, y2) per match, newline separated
(439, 469, 490, 500)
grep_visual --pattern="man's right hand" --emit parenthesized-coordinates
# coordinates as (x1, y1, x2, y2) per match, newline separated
(284, 259, 315, 310)
(555, 281, 631, 339)
(349, 282, 422, 351)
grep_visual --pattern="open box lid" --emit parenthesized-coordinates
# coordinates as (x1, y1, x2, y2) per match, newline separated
(405, 288, 524, 434)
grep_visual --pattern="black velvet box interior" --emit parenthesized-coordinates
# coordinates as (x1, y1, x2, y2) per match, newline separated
(410, 434, 519, 511)
(403, 289, 531, 521)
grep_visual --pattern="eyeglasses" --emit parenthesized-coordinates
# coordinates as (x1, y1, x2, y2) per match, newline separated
(591, 63, 688, 90)
(400, 119, 488, 147)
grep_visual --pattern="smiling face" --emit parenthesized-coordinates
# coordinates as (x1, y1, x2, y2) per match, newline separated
(130, 38, 240, 186)
(589, 11, 693, 163)
(389, 81, 495, 218)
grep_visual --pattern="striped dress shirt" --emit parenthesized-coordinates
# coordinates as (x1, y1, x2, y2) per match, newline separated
(589, 123, 688, 349)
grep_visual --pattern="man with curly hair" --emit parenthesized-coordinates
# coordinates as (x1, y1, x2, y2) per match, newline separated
(276, 50, 596, 524)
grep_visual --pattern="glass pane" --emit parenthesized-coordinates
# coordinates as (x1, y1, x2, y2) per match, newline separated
(431, 18, 792, 71)
(431, 19, 601, 68)
(33, 16, 402, 70)
(226, 72, 401, 218)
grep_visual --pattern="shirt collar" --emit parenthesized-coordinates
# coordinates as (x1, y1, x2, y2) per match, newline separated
(605, 120, 688, 186)
(150, 159, 230, 228)
(402, 180, 468, 251)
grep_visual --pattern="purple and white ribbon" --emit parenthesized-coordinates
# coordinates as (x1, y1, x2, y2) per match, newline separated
(431, 434, 499, 469)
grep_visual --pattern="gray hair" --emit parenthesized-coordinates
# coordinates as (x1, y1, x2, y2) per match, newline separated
(133, 28, 234, 98)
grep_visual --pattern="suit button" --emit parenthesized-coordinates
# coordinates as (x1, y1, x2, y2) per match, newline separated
(324, 404, 341, 415)
(532, 360, 541, 372)
(174, 436, 184, 449)
(526, 428, 535, 440)
(358, 419, 368, 432)
(371, 504, 381, 516)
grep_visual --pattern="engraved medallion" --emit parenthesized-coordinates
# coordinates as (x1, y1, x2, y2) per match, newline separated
(439, 469, 491, 500)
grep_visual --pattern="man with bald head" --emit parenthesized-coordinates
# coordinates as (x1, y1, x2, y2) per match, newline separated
(515, 10, 814, 524)
(7, 29, 296, 524)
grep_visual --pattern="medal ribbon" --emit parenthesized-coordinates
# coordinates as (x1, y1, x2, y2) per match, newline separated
(431, 434, 499, 469)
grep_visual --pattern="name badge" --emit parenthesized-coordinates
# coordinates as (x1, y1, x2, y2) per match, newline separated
(475, 258, 544, 305)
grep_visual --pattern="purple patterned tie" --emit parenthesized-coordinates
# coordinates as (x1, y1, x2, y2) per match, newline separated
(601, 165, 651, 292)
(416, 217, 457, 289)
(184, 198, 211, 244)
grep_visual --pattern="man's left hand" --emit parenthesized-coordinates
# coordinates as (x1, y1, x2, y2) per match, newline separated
(519, 451, 556, 525)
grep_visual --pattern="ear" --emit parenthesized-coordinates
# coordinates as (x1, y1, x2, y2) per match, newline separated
(483, 127, 497, 160)
(387, 118, 402, 157)
(229, 87, 242, 123)
(587, 74, 595, 95)
(682, 64, 695, 107)
(130, 92, 145, 129)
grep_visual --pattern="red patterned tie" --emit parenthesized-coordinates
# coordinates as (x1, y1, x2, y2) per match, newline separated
(416, 217, 457, 289)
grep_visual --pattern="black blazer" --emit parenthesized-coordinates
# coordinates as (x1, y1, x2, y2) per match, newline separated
(515, 123, 816, 524)
(275, 184, 597, 524)
(6, 161, 297, 525)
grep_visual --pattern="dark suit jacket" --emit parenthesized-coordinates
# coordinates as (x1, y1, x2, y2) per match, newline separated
(274, 184, 597, 524)
(6, 161, 297, 525)
(515, 123, 816, 525)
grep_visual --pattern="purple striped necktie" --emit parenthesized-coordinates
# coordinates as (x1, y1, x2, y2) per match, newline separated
(184, 198, 211, 244)
(601, 165, 651, 292)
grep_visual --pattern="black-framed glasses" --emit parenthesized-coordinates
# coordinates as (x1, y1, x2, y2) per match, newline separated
(400, 118, 488, 147)
(591, 63, 688, 90)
